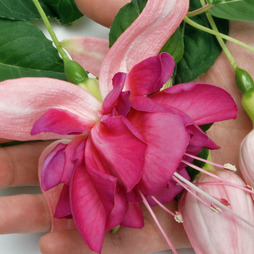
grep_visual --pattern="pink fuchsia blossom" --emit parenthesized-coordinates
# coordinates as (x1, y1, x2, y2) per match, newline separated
(179, 171, 254, 254)
(0, 0, 238, 253)
(0, 52, 237, 253)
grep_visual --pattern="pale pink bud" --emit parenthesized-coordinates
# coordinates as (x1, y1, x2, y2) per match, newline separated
(239, 129, 254, 193)
(179, 171, 254, 254)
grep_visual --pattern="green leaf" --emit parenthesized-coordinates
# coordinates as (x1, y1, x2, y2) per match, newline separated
(0, 19, 66, 82)
(209, 0, 254, 21)
(160, 23, 185, 64)
(0, 0, 82, 25)
(175, 0, 229, 84)
(109, 0, 147, 47)
(42, 0, 83, 25)
(186, 148, 209, 181)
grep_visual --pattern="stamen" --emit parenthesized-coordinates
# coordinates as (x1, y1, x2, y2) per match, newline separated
(151, 196, 183, 223)
(224, 163, 237, 172)
(174, 172, 254, 228)
(172, 175, 212, 209)
(210, 205, 222, 213)
(139, 191, 178, 254)
(246, 185, 254, 191)
(184, 153, 237, 172)
(196, 181, 254, 196)
(174, 211, 184, 223)
(212, 196, 231, 206)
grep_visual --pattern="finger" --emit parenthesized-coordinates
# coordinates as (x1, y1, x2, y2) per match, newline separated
(0, 141, 52, 188)
(75, 0, 130, 27)
(0, 194, 51, 234)
(40, 202, 190, 254)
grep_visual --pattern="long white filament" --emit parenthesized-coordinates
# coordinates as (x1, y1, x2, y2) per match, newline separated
(174, 172, 254, 228)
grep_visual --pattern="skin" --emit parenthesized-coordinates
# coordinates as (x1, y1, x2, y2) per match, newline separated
(0, 1, 254, 253)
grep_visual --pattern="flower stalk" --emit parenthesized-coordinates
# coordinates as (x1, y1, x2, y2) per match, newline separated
(32, 0, 69, 62)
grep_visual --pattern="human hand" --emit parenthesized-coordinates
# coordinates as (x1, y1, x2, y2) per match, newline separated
(1, 1, 254, 254)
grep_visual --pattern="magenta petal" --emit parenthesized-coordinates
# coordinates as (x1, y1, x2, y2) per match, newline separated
(126, 53, 174, 97)
(128, 109, 189, 195)
(54, 184, 71, 219)
(71, 165, 107, 254)
(106, 189, 128, 230)
(87, 166, 117, 214)
(147, 168, 190, 206)
(31, 108, 94, 135)
(91, 116, 147, 191)
(117, 91, 131, 116)
(102, 72, 126, 114)
(62, 135, 87, 184)
(120, 202, 144, 229)
(151, 83, 238, 125)
(41, 142, 67, 191)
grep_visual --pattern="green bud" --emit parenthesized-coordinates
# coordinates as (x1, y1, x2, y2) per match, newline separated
(64, 60, 88, 85)
(79, 78, 102, 102)
(241, 90, 254, 125)
(235, 67, 254, 94)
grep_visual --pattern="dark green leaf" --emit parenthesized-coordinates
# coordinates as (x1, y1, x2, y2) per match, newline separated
(186, 148, 209, 181)
(160, 23, 185, 64)
(209, 0, 254, 21)
(0, 0, 82, 25)
(199, 123, 213, 132)
(109, 0, 147, 47)
(0, 19, 66, 82)
(42, 0, 83, 25)
(175, 0, 229, 84)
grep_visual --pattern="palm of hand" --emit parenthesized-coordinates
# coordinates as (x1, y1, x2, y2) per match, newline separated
(0, 20, 253, 254)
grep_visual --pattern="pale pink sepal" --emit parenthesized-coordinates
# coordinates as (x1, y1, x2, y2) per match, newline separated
(0, 77, 102, 141)
(99, 0, 189, 98)
(38, 141, 76, 232)
(61, 37, 109, 77)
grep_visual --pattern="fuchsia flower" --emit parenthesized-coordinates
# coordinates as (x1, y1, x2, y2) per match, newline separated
(0, 53, 237, 253)
(179, 171, 254, 254)
(0, 0, 240, 253)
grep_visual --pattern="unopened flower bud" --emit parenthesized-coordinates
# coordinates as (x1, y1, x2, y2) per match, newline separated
(179, 171, 254, 253)
(235, 67, 254, 124)
(64, 59, 88, 85)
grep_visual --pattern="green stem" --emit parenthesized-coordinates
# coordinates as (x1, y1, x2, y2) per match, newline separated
(183, 15, 254, 63)
(32, 0, 69, 62)
(199, 0, 237, 70)
(187, 4, 213, 17)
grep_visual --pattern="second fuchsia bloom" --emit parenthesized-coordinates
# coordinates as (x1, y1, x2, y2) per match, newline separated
(0, 52, 237, 253)
(179, 171, 254, 254)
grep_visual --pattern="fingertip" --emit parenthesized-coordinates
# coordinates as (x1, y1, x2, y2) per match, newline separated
(74, 0, 130, 27)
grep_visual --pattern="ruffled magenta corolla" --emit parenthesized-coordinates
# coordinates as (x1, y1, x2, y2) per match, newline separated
(0, 52, 237, 253)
